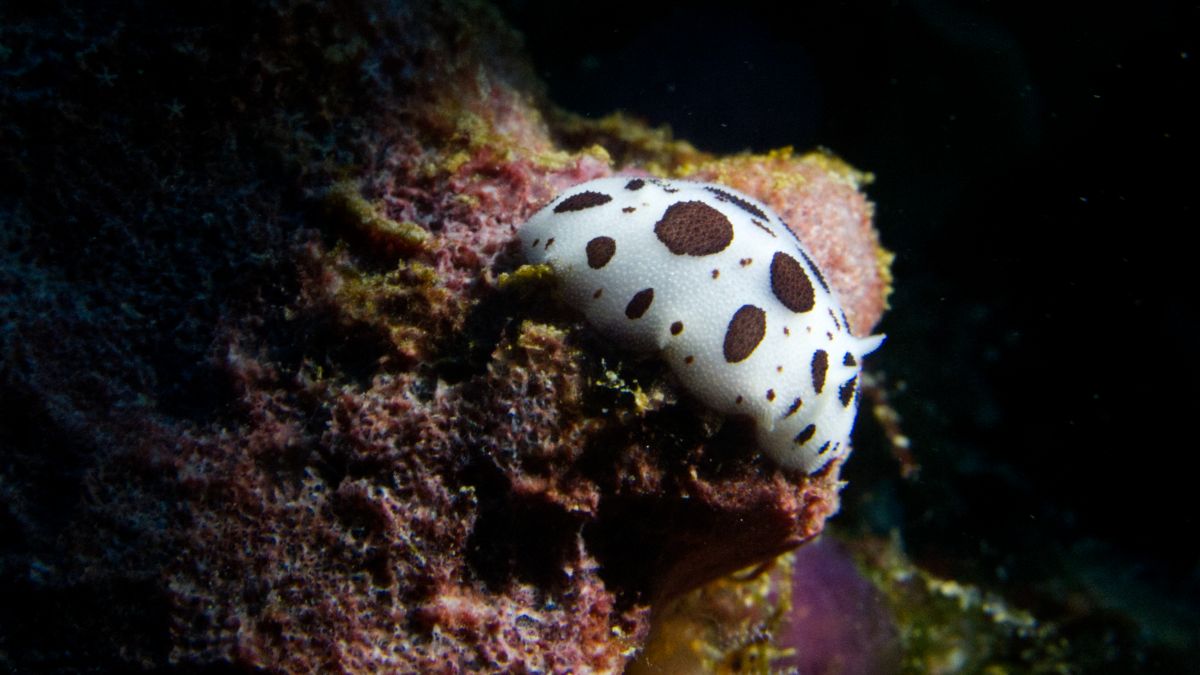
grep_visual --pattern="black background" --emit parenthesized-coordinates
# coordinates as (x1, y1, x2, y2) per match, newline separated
(495, 0, 1199, 616)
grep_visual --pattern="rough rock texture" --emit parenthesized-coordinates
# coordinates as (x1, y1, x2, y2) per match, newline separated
(0, 0, 887, 671)
(628, 537, 902, 674)
(629, 532, 1082, 674)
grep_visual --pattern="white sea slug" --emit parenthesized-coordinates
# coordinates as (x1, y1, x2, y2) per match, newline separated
(519, 176, 884, 474)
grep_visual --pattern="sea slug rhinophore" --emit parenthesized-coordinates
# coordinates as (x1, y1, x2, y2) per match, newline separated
(520, 177, 883, 474)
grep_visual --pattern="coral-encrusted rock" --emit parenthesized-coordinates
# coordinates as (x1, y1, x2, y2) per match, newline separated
(0, 0, 887, 671)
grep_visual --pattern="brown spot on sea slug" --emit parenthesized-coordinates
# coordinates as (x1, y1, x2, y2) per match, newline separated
(586, 236, 616, 269)
(770, 251, 815, 313)
(625, 288, 655, 319)
(723, 305, 767, 363)
(555, 191, 612, 213)
(654, 201, 734, 256)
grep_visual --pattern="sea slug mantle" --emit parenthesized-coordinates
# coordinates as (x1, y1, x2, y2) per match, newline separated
(519, 177, 883, 474)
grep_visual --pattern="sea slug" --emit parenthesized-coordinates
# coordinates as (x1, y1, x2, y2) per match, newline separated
(519, 177, 883, 473)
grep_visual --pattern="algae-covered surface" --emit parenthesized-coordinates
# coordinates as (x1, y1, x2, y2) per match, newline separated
(2, 0, 1197, 672)
(0, 1, 878, 670)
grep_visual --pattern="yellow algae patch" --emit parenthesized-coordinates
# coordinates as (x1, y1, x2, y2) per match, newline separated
(628, 553, 796, 675)
(806, 148, 875, 188)
(323, 181, 429, 252)
(593, 367, 673, 416)
(853, 535, 1068, 674)
(530, 147, 579, 171)
(326, 255, 460, 363)
(876, 247, 896, 309)
(547, 109, 711, 171)
(498, 263, 556, 291)
(678, 147, 872, 192)
(443, 150, 473, 176)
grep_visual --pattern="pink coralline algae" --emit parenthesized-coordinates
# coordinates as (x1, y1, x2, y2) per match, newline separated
(0, 0, 888, 672)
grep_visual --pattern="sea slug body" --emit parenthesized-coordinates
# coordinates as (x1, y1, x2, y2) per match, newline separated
(519, 177, 883, 474)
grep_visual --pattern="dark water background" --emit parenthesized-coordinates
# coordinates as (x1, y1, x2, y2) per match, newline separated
(496, 0, 1200, 655)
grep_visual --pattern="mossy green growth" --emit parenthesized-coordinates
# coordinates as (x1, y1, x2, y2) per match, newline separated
(325, 248, 459, 364)
(498, 263, 556, 292)
(547, 109, 709, 172)
(852, 535, 1072, 674)
(591, 363, 673, 416)
(323, 181, 429, 253)
(628, 553, 797, 675)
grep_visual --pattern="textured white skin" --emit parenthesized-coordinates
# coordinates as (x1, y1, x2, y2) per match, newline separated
(519, 177, 883, 473)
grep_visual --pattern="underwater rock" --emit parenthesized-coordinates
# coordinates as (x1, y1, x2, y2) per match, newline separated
(0, 0, 887, 671)
(629, 537, 901, 674)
